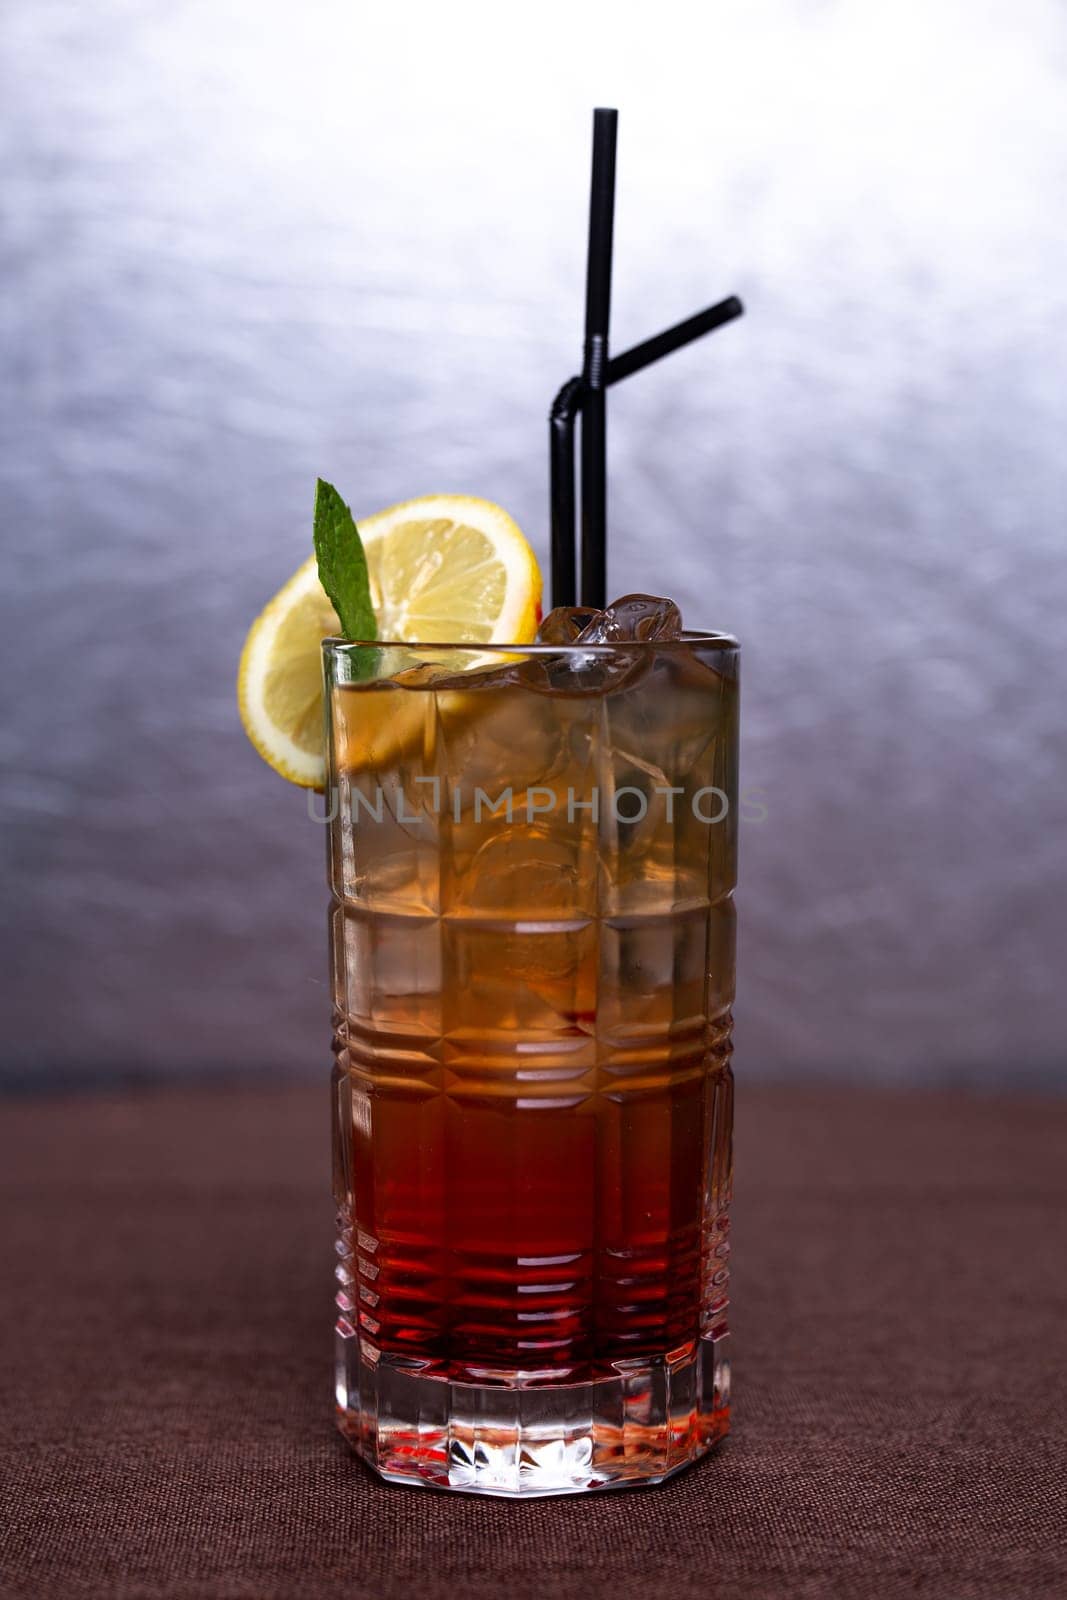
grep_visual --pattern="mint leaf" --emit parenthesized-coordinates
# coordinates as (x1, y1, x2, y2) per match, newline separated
(313, 479, 377, 641)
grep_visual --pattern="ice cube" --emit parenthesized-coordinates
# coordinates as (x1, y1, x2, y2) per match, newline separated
(532, 597, 683, 695)
(537, 595, 683, 646)
(537, 606, 605, 644)
(391, 654, 543, 693)
(585, 594, 683, 642)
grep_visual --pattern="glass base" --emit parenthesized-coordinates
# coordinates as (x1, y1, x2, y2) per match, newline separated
(335, 1331, 730, 1497)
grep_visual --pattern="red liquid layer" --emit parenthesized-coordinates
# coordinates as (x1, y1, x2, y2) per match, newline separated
(333, 1029, 732, 1384)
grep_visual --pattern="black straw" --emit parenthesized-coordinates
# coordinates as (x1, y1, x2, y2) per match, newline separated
(549, 296, 744, 607)
(547, 110, 746, 612)
(580, 108, 618, 609)
(549, 378, 582, 608)
(607, 295, 743, 384)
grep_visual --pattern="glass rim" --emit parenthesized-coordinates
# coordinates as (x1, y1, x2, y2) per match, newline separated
(323, 628, 738, 656)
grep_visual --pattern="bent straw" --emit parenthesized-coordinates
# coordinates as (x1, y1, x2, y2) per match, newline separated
(549, 295, 744, 607)
(607, 295, 743, 384)
(550, 378, 583, 608)
(580, 108, 618, 610)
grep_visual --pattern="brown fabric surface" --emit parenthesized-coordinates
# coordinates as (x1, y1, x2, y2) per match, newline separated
(1, 1081, 1064, 1600)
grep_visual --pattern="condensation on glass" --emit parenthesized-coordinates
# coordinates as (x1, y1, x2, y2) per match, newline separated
(326, 635, 738, 1496)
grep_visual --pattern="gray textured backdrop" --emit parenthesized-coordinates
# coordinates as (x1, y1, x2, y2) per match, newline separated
(3, 0, 1066, 1088)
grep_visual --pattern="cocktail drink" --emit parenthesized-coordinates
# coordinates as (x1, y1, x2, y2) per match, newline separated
(236, 107, 745, 1499)
(327, 625, 738, 1494)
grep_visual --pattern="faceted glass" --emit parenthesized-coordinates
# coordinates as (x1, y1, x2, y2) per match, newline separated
(326, 634, 739, 1495)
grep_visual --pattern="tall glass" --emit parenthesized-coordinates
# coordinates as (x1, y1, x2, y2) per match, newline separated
(326, 633, 738, 1496)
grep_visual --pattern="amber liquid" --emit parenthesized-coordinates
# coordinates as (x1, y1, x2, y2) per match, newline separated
(330, 647, 736, 1389)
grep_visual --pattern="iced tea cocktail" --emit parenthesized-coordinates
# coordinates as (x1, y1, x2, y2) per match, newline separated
(328, 632, 738, 1495)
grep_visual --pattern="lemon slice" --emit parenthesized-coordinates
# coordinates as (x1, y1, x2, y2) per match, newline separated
(238, 494, 542, 787)
(362, 494, 541, 644)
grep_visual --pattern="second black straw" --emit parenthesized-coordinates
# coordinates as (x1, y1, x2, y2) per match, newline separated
(579, 108, 618, 612)
(550, 109, 744, 610)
